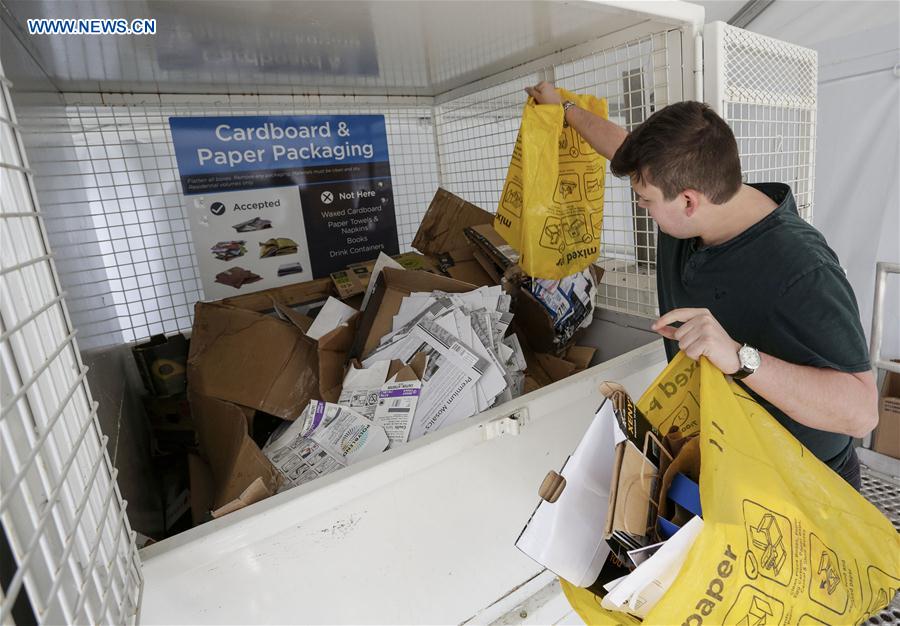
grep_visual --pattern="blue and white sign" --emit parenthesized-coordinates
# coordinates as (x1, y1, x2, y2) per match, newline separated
(169, 114, 399, 298)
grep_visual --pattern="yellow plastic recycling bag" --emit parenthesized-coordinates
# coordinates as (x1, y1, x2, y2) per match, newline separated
(563, 353, 900, 625)
(495, 89, 608, 280)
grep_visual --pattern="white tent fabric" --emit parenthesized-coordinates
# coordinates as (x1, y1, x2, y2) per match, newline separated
(700, 0, 900, 362)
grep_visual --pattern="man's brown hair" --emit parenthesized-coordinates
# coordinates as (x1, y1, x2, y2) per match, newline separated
(610, 101, 742, 204)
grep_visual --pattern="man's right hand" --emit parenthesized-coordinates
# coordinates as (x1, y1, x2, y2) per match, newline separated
(524, 81, 562, 105)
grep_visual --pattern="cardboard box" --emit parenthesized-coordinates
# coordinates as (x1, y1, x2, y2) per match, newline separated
(411, 188, 496, 287)
(350, 267, 477, 359)
(412, 188, 495, 256)
(188, 300, 355, 418)
(873, 361, 900, 459)
(330, 252, 437, 299)
(186, 287, 358, 519)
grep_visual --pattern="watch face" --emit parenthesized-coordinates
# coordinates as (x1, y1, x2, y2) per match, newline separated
(739, 345, 761, 370)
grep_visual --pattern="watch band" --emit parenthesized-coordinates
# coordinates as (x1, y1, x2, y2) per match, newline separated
(732, 344, 760, 380)
(562, 100, 576, 127)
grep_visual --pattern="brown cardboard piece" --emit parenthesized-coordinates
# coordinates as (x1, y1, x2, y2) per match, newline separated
(188, 392, 282, 513)
(387, 352, 428, 383)
(188, 300, 356, 419)
(519, 336, 595, 390)
(442, 246, 495, 287)
(873, 360, 900, 459)
(412, 188, 494, 257)
(189, 302, 315, 419)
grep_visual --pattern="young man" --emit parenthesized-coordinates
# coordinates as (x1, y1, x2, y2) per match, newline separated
(525, 82, 878, 488)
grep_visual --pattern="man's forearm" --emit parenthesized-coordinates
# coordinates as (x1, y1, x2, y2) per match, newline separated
(743, 351, 878, 438)
(564, 105, 628, 161)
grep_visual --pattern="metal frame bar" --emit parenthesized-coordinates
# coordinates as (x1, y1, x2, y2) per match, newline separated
(870, 262, 900, 375)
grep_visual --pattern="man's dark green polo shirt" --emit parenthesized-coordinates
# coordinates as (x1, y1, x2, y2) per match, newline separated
(656, 182, 871, 471)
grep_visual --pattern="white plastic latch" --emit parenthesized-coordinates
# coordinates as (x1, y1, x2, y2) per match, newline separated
(482, 407, 529, 440)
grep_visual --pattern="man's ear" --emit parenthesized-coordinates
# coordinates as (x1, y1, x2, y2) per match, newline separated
(683, 189, 702, 217)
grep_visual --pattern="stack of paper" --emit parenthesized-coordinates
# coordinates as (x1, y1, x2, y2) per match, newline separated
(526, 267, 597, 346)
(262, 399, 391, 489)
(362, 286, 523, 441)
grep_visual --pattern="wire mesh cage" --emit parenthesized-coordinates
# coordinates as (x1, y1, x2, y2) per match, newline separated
(706, 22, 818, 222)
(1, 70, 143, 626)
(16, 28, 683, 352)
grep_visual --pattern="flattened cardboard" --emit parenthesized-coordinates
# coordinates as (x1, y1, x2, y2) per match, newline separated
(190, 300, 356, 418)
(412, 188, 494, 257)
(873, 361, 900, 459)
(536, 353, 577, 382)
(210, 478, 272, 519)
(351, 267, 476, 358)
(566, 346, 596, 371)
(189, 392, 282, 511)
(189, 302, 318, 419)
(221, 277, 333, 312)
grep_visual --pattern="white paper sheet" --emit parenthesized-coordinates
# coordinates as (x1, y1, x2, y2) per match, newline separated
(361, 252, 404, 311)
(306, 297, 358, 340)
(601, 516, 704, 618)
(338, 361, 390, 419)
(515, 399, 619, 586)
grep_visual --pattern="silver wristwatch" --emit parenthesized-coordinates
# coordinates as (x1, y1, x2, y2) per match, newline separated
(562, 100, 576, 126)
(732, 344, 761, 380)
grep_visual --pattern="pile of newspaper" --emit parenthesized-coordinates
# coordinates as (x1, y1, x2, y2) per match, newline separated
(261, 286, 527, 491)
(524, 266, 597, 348)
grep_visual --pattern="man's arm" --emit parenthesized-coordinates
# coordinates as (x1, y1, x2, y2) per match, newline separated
(653, 307, 879, 438)
(525, 81, 628, 161)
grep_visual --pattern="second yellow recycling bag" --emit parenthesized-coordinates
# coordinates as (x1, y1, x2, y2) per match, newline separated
(495, 89, 608, 280)
(563, 352, 900, 625)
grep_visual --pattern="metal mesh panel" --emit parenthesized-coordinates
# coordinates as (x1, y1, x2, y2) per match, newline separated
(16, 96, 439, 349)
(436, 31, 676, 318)
(1, 72, 142, 624)
(859, 465, 900, 625)
(714, 24, 817, 221)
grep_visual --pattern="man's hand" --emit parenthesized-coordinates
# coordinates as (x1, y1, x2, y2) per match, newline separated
(652, 308, 742, 374)
(524, 81, 562, 105)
